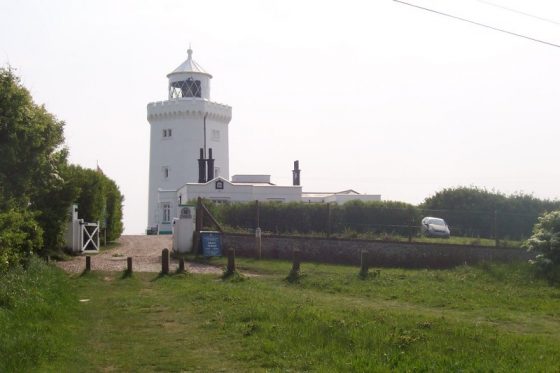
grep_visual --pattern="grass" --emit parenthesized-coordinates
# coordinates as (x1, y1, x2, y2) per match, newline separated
(2, 258, 560, 371)
(0, 258, 78, 372)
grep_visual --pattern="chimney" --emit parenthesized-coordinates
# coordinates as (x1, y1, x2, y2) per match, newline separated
(198, 148, 207, 183)
(292, 160, 301, 186)
(207, 148, 215, 181)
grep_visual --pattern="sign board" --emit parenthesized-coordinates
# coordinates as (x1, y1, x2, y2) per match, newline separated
(201, 231, 222, 257)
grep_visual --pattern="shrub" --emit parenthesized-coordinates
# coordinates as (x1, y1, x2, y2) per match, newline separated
(524, 210, 560, 282)
(0, 210, 43, 272)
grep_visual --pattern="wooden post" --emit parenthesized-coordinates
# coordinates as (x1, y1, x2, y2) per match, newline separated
(494, 210, 500, 247)
(162, 248, 170, 274)
(255, 200, 262, 259)
(127, 257, 133, 273)
(408, 209, 414, 243)
(227, 248, 236, 274)
(193, 197, 203, 254)
(359, 250, 369, 277)
(255, 200, 260, 228)
(85, 256, 91, 272)
(178, 257, 185, 273)
(327, 203, 331, 238)
(291, 249, 301, 274)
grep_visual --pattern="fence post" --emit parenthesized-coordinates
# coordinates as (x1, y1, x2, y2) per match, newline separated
(127, 257, 133, 274)
(327, 203, 332, 238)
(85, 255, 91, 272)
(226, 248, 236, 274)
(494, 210, 500, 247)
(359, 250, 369, 277)
(178, 257, 185, 273)
(255, 200, 262, 259)
(162, 248, 170, 274)
(290, 249, 301, 277)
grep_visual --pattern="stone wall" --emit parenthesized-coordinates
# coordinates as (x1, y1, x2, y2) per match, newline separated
(222, 233, 533, 269)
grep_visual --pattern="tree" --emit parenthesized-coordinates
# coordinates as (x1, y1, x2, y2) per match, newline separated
(524, 210, 560, 282)
(0, 67, 73, 257)
(421, 187, 560, 239)
(65, 165, 124, 242)
(0, 67, 67, 210)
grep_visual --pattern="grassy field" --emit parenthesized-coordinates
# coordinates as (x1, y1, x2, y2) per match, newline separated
(2, 258, 560, 371)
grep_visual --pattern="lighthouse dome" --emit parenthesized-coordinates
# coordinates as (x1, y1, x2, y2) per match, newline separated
(167, 48, 211, 100)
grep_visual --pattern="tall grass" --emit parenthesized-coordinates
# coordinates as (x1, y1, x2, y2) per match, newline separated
(0, 258, 77, 371)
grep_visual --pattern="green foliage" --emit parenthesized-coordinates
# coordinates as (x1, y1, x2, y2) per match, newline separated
(0, 210, 43, 272)
(0, 67, 124, 254)
(524, 210, 560, 281)
(0, 67, 66, 210)
(64, 165, 124, 242)
(208, 200, 419, 236)
(421, 186, 560, 239)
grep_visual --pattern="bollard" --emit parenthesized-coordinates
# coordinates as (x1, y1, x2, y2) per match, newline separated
(85, 256, 91, 272)
(178, 257, 185, 273)
(127, 257, 133, 273)
(226, 248, 236, 274)
(290, 249, 301, 275)
(359, 250, 369, 277)
(162, 248, 170, 274)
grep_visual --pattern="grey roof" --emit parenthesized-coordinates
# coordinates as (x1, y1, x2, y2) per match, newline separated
(167, 48, 212, 78)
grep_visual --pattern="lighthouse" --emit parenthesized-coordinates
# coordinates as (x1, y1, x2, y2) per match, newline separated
(147, 48, 232, 232)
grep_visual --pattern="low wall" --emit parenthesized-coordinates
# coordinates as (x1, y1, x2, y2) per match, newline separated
(222, 233, 533, 269)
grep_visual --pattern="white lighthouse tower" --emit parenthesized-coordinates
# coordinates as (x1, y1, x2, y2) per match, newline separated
(147, 48, 232, 233)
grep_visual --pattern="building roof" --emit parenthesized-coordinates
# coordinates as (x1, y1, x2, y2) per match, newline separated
(302, 190, 361, 197)
(167, 48, 212, 78)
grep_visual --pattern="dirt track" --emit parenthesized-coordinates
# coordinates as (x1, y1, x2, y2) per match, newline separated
(56, 235, 224, 274)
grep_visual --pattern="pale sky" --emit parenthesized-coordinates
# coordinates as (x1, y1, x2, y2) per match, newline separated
(1, 0, 559, 234)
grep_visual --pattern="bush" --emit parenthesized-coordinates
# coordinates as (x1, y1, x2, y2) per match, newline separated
(524, 210, 560, 282)
(206, 200, 419, 237)
(0, 210, 43, 272)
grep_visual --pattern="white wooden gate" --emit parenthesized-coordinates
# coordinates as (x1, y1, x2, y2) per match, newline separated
(81, 222, 100, 252)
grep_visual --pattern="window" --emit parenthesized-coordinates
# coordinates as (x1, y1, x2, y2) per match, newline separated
(162, 129, 172, 138)
(162, 203, 171, 223)
(211, 129, 220, 141)
(169, 78, 202, 98)
(163, 166, 169, 179)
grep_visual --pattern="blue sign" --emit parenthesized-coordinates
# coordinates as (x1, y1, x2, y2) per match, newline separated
(201, 231, 222, 257)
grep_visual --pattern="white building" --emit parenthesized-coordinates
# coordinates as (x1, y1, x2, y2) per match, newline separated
(178, 175, 302, 205)
(302, 190, 381, 204)
(147, 49, 381, 234)
(147, 48, 232, 232)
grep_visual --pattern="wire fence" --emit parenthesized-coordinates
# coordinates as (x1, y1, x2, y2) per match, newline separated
(206, 201, 545, 248)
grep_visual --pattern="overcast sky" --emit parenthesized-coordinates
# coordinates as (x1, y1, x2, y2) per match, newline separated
(1, 0, 559, 234)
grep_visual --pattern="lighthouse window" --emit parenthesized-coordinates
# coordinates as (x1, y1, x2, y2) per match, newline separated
(162, 129, 172, 138)
(169, 78, 201, 98)
(211, 129, 220, 141)
(163, 166, 169, 179)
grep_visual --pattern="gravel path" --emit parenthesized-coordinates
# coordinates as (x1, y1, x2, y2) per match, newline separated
(56, 235, 224, 274)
